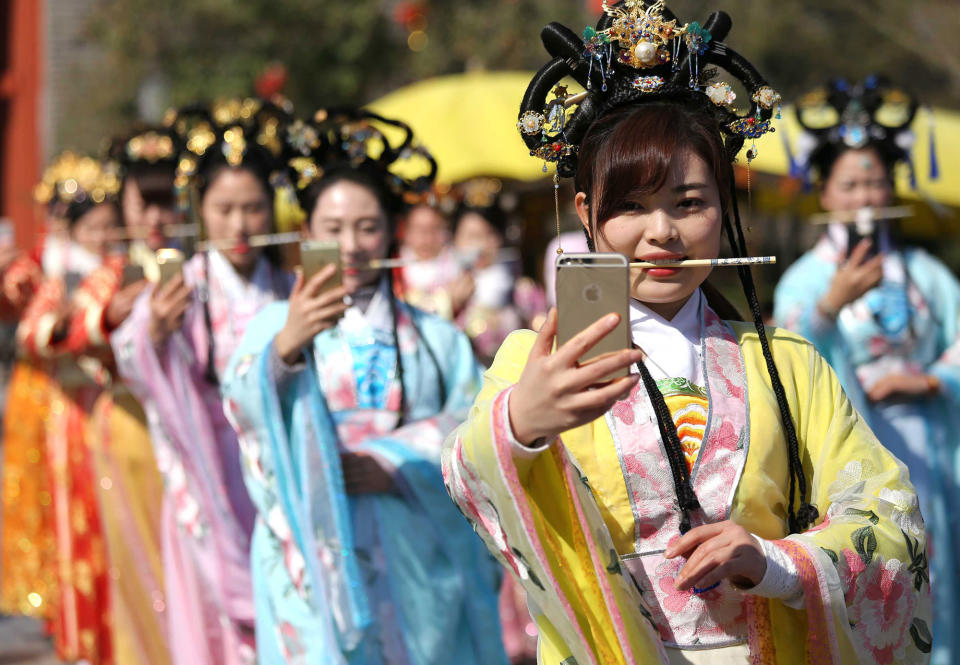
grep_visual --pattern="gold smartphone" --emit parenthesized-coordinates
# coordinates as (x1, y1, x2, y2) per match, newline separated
(300, 240, 342, 288)
(556, 252, 631, 381)
(155, 248, 185, 286)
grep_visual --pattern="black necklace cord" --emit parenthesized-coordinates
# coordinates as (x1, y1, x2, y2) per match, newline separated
(724, 176, 818, 533)
(633, 355, 701, 534)
(201, 252, 219, 386)
(385, 269, 408, 425)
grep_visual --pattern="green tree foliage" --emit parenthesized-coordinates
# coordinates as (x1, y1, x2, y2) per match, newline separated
(63, 0, 958, 154)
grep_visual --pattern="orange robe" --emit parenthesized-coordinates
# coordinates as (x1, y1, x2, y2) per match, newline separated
(18, 274, 112, 665)
(0, 256, 56, 619)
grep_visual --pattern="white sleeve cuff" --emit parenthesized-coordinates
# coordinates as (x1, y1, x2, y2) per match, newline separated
(744, 536, 804, 609)
(502, 386, 555, 460)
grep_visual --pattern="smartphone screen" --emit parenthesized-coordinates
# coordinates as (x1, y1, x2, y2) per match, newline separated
(300, 240, 342, 288)
(156, 248, 185, 286)
(556, 253, 631, 381)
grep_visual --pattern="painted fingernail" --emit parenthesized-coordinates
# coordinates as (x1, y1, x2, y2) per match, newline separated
(693, 582, 721, 594)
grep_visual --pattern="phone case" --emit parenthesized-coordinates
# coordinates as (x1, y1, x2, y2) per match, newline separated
(556, 253, 631, 381)
(156, 249, 185, 286)
(300, 240, 342, 288)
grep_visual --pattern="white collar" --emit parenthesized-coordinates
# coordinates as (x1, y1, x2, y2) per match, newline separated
(339, 276, 393, 338)
(629, 289, 703, 385)
(207, 249, 272, 295)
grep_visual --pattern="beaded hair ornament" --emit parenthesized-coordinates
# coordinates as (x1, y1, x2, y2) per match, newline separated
(34, 151, 121, 207)
(792, 76, 934, 184)
(169, 98, 294, 213)
(109, 127, 181, 168)
(517, 0, 782, 178)
(285, 107, 437, 208)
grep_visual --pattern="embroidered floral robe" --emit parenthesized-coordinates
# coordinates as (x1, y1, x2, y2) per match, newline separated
(221, 291, 508, 665)
(65, 250, 171, 665)
(775, 237, 960, 665)
(444, 305, 932, 665)
(15, 265, 112, 664)
(111, 251, 290, 665)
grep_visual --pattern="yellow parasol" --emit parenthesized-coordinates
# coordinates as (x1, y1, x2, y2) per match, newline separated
(369, 72, 959, 207)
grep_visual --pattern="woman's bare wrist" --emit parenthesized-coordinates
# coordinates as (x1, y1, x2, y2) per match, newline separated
(816, 296, 841, 321)
(274, 329, 304, 366)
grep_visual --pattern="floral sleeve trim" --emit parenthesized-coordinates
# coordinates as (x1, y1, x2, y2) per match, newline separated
(490, 387, 600, 665)
(770, 539, 839, 664)
(744, 596, 777, 665)
(561, 449, 638, 663)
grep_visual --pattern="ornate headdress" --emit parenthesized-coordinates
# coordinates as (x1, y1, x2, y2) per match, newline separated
(285, 107, 437, 211)
(793, 76, 926, 182)
(34, 151, 121, 209)
(517, 0, 782, 178)
(168, 97, 295, 212)
(108, 126, 181, 169)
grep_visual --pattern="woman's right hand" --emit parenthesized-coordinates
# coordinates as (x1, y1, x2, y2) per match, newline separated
(148, 274, 192, 347)
(819, 239, 884, 316)
(274, 265, 350, 365)
(508, 308, 643, 445)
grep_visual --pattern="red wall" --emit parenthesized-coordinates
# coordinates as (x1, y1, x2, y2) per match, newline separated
(0, 0, 44, 250)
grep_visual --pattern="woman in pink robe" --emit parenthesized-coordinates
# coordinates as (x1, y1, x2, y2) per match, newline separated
(110, 103, 292, 665)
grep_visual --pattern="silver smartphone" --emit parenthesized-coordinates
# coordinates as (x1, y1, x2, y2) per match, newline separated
(556, 252, 631, 381)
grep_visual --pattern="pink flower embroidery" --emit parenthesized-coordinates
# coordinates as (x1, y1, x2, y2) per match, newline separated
(849, 557, 915, 664)
(611, 398, 635, 425)
(277, 621, 306, 661)
(838, 547, 867, 605)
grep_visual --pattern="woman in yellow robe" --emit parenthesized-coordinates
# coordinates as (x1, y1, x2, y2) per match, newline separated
(443, 3, 931, 664)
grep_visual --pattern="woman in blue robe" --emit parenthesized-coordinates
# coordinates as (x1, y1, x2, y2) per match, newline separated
(774, 78, 960, 665)
(221, 109, 507, 665)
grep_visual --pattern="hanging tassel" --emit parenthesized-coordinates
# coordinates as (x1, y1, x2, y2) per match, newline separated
(927, 105, 940, 181)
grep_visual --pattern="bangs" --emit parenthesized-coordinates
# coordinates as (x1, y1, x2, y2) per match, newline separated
(577, 102, 731, 227)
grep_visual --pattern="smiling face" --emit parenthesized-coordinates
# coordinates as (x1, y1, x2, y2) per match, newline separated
(576, 148, 723, 319)
(819, 147, 893, 213)
(308, 179, 391, 292)
(200, 168, 272, 276)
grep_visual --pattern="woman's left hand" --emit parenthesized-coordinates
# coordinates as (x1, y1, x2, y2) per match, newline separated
(664, 520, 766, 591)
(341, 452, 395, 495)
(867, 373, 935, 402)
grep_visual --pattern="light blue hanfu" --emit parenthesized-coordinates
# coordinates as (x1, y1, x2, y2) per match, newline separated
(221, 280, 507, 665)
(774, 225, 960, 665)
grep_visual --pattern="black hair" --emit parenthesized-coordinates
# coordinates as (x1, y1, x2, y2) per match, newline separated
(452, 202, 509, 239)
(298, 165, 405, 228)
(123, 163, 176, 211)
(808, 140, 899, 186)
